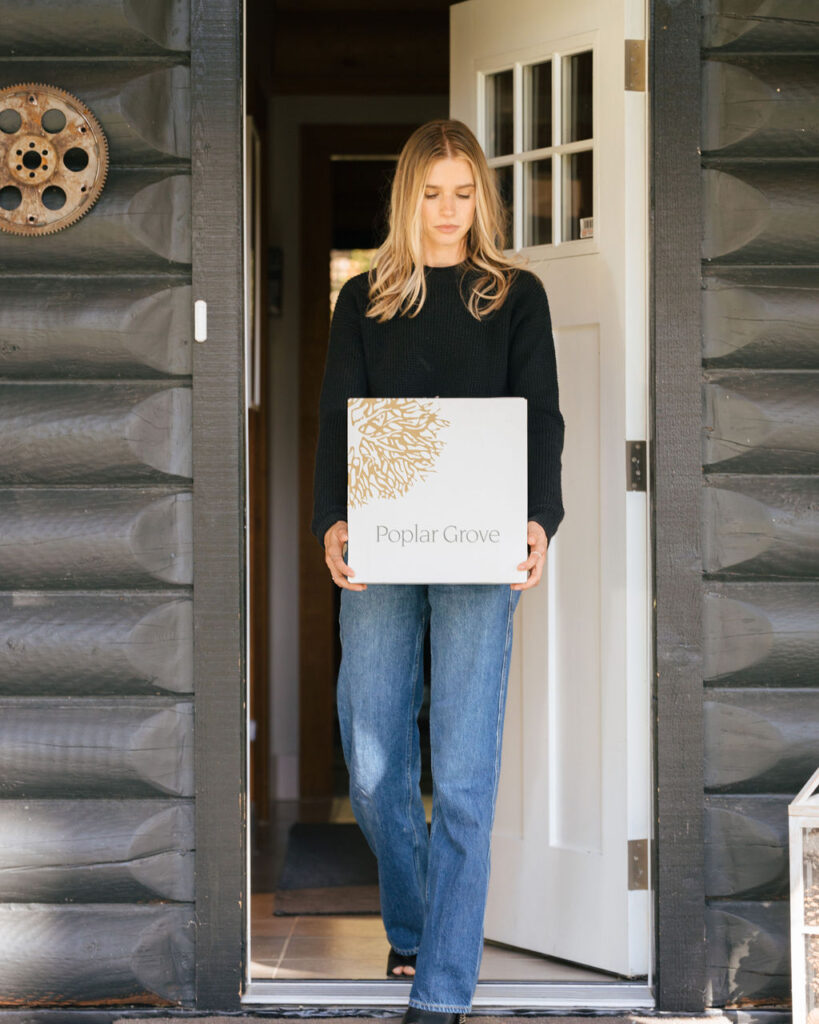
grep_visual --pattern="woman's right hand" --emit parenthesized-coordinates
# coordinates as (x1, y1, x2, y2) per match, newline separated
(324, 521, 367, 591)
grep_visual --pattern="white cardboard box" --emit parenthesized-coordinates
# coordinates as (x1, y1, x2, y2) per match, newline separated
(347, 397, 528, 584)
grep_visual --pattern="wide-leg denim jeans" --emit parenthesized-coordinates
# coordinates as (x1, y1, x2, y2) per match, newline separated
(337, 582, 522, 1013)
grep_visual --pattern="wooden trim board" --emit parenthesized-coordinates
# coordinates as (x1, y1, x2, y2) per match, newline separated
(191, 0, 246, 1009)
(649, 0, 707, 1011)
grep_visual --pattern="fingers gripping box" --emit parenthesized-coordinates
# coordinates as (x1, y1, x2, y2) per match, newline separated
(347, 397, 528, 584)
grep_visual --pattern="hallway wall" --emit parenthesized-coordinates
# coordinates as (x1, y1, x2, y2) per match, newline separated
(266, 95, 447, 799)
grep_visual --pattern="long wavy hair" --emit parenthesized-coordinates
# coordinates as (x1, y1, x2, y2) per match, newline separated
(366, 119, 520, 322)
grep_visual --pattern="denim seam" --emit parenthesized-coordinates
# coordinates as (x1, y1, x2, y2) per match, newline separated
(491, 588, 516, 813)
(469, 585, 517, 991)
(392, 943, 420, 956)
(408, 998, 470, 1013)
(406, 604, 429, 941)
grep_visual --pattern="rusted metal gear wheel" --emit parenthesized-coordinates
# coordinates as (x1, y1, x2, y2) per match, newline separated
(0, 83, 108, 236)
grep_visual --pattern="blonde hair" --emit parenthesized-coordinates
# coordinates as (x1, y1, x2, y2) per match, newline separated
(366, 119, 520, 322)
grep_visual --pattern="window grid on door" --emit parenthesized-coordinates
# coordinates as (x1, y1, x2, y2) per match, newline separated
(480, 46, 595, 254)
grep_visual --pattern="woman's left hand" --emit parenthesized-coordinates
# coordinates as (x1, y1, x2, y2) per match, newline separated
(511, 521, 548, 591)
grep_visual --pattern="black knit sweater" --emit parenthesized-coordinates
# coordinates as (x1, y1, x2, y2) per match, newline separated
(311, 263, 565, 546)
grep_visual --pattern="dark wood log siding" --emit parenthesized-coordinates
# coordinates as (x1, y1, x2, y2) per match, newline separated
(0, 1014, 119, 1024)
(0, 172, 192, 271)
(701, 0, 819, 1009)
(0, 801, 194, 902)
(0, 595, 192, 696)
(0, 0, 194, 1009)
(0, 279, 192, 377)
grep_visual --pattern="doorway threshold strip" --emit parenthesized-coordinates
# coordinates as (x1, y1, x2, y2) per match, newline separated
(242, 980, 655, 1010)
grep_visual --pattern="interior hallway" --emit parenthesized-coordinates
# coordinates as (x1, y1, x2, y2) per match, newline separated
(251, 797, 614, 983)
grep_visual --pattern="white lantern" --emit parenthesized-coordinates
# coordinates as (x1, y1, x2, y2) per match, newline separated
(790, 766, 819, 1024)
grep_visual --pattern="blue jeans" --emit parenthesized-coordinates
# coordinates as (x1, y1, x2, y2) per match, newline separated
(337, 582, 522, 1012)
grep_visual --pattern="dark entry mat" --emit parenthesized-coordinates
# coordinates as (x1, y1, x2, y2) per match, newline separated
(274, 822, 380, 916)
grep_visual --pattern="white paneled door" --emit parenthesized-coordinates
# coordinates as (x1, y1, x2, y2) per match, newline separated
(450, 0, 651, 976)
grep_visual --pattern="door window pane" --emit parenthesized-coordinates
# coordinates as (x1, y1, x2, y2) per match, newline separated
(524, 159, 552, 247)
(494, 164, 514, 249)
(485, 70, 513, 157)
(524, 60, 552, 151)
(562, 51, 593, 143)
(562, 150, 593, 241)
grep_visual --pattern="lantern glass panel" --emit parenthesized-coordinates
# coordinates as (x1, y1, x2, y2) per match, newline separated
(805, 828, 819, 926)
(805, 935, 819, 1024)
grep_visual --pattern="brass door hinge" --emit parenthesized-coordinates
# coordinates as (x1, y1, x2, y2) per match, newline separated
(626, 440, 647, 491)
(628, 838, 649, 890)
(625, 39, 646, 91)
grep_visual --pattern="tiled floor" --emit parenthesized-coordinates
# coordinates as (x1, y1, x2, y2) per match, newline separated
(250, 892, 612, 982)
(251, 796, 615, 983)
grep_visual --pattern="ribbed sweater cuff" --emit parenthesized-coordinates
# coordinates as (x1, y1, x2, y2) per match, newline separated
(311, 509, 347, 547)
(528, 506, 565, 544)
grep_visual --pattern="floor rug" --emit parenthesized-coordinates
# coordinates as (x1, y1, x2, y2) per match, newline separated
(274, 822, 380, 915)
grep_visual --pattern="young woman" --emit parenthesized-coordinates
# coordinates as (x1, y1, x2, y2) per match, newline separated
(311, 119, 565, 1024)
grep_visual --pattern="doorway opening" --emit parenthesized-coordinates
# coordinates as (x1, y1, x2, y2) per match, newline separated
(243, 0, 653, 1008)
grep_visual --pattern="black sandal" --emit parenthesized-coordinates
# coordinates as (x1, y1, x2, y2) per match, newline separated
(387, 946, 417, 977)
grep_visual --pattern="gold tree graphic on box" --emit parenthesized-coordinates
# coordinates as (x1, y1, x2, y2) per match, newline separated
(348, 398, 451, 508)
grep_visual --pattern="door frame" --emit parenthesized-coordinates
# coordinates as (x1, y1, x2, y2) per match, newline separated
(192, 0, 707, 1012)
(649, 0, 706, 1011)
(191, 0, 246, 1011)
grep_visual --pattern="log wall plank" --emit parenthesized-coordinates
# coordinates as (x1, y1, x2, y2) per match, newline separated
(0, 63, 190, 164)
(702, 273, 819, 369)
(703, 0, 819, 52)
(704, 689, 819, 792)
(0, 0, 190, 56)
(703, 477, 819, 577)
(0, 489, 192, 588)
(0, 904, 194, 1005)
(0, 701, 193, 797)
(0, 1014, 116, 1023)
(0, 595, 193, 696)
(703, 58, 819, 157)
(0, 173, 191, 271)
(706, 901, 790, 1007)
(703, 372, 819, 473)
(0, 384, 191, 482)
(704, 583, 819, 685)
(0, 280, 191, 379)
(705, 795, 789, 899)
(0, 800, 193, 901)
(703, 168, 819, 265)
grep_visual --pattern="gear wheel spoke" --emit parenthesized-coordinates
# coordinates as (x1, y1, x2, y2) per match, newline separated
(0, 83, 108, 236)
